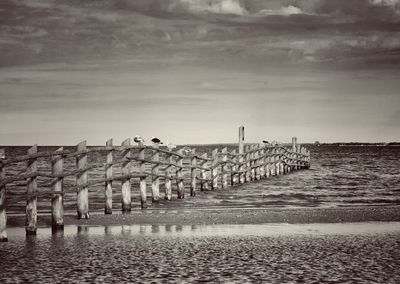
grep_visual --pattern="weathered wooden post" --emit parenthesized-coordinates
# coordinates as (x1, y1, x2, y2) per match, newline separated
(26, 145, 37, 235)
(77, 141, 89, 219)
(52, 147, 64, 231)
(200, 153, 208, 191)
(221, 148, 228, 189)
(190, 149, 197, 196)
(238, 126, 245, 184)
(176, 149, 184, 199)
(230, 149, 237, 185)
(151, 144, 160, 203)
(296, 144, 302, 170)
(250, 145, 256, 181)
(292, 137, 297, 152)
(279, 148, 285, 175)
(164, 150, 173, 201)
(265, 148, 271, 178)
(0, 149, 8, 242)
(138, 142, 147, 208)
(245, 145, 251, 182)
(105, 139, 113, 214)
(211, 148, 218, 190)
(258, 146, 264, 179)
(121, 139, 132, 212)
(239, 126, 244, 154)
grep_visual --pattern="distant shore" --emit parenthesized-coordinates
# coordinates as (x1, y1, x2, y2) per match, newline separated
(6, 205, 400, 228)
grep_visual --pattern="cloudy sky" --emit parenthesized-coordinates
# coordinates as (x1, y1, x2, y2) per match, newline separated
(1, 0, 400, 145)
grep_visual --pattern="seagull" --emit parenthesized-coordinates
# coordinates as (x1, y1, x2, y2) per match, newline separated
(262, 140, 269, 144)
(133, 136, 145, 143)
(182, 146, 192, 155)
(151, 137, 163, 144)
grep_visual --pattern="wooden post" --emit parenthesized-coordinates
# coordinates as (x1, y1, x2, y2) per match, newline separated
(0, 149, 8, 242)
(190, 149, 197, 196)
(221, 148, 228, 189)
(211, 149, 218, 190)
(230, 149, 237, 185)
(280, 148, 285, 174)
(200, 153, 208, 191)
(238, 126, 244, 155)
(296, 145, 301, 170)
(151, 144, 160, 203)
(52, 147, 64, 231)
(121, 139, 131, 212)
(105, 139, 113, 214)
(272, 148, 278, 176)
(76, 141, 89, 219)
(258, 146, 264, 179)
(139, 142, 147, 208)
(164, 151, 172, 201)
(250, 145, 256, 181)
(292, 137, 297, 152)
(176, 149, 184, 199)
(26, 144, 37, 235)
(265, 148, 270, 178)
(244, 145, 251, 182)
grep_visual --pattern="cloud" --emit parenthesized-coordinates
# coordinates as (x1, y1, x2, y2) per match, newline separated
(257, 5, 303, 16)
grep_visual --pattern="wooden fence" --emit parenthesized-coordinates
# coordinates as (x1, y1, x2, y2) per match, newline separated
(0, 128, 310, 241)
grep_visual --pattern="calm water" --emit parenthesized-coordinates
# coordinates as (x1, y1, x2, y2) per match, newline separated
(2, 145, 400, 213)
(1, 223, 400, 283)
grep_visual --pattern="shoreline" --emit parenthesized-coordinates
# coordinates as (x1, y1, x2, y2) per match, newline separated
(6, 205, 400, 228)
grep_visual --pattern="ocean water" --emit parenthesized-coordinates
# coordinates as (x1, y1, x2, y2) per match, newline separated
(1, 145, 400, 214)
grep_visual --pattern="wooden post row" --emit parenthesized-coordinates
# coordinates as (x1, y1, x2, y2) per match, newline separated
(0, 149, 7, 242)
(26, 144, 37, 235)
(52, 147, 64, 231)
(77, 141, 89, 219)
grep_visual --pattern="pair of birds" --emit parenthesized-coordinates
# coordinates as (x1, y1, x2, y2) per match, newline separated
(133, 136, 162, 144)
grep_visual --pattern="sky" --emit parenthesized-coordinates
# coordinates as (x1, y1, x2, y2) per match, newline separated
(0, 0, 400, 145)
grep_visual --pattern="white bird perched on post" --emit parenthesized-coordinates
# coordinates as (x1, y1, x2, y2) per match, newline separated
(151, 137, 163, 144)
(134, 136, 145, 144)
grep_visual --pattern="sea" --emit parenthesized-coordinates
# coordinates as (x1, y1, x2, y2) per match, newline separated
(1, 144, 400, 214)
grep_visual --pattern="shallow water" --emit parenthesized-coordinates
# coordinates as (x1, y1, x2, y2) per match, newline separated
(1, 223, 400, 283)
(2, 145, 400, 213)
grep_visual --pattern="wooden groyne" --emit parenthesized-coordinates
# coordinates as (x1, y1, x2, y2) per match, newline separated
(0, 127, 310, 241)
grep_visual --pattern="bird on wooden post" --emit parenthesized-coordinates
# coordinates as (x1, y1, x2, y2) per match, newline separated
(134, 136, 145, 144)
(151, 137, 163, 145)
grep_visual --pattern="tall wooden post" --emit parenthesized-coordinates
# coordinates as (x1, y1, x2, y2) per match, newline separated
(52, 147, 64, 231)
(292, 137, 297, 152)
(121, 139, 131, 212)
(211, 149, 218, 190)
(200, 153, 208, 191)
(151, 144, 160, 203)
(139, 142, 147, 208)
(244, 145, 251, 182)
(26, 145, 37, 235)
(190, 149, 197, 196)
(221, 148, 228, 189)
(76, 141, 89, 219)
(265, 148, 270, 178)
(239, 126, 244, 155)
(176, 149, 184, 199)
(230, 149, 237, 185)
(0, 149, 8, 242)
(280, 148, 285, 175)
(105, 139, 113, 214)
(258, 146, 264, 179)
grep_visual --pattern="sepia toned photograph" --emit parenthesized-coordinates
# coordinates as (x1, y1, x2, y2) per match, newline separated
(1, 0, 400, 283)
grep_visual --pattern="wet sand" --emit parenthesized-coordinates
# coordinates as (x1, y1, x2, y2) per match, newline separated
(6, 205, 400, 227)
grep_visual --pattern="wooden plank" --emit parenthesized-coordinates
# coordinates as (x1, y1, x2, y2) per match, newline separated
(190, 149, 197, 196)
(76, 141, 89, 219)
(211, 148, 218, 190)
(221, 148, 228, 189)
(176, 149, 184, 199)
(139, 142, 148, 208)
(26, 144, 37, 235)
(151, 144, 160, 203)
(121, 139, 131, 212)
(52, 147, 64, 231)
(105, 139, 113, 214)
(0, 149, 7, 242)
(200, 153, 209, 191)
